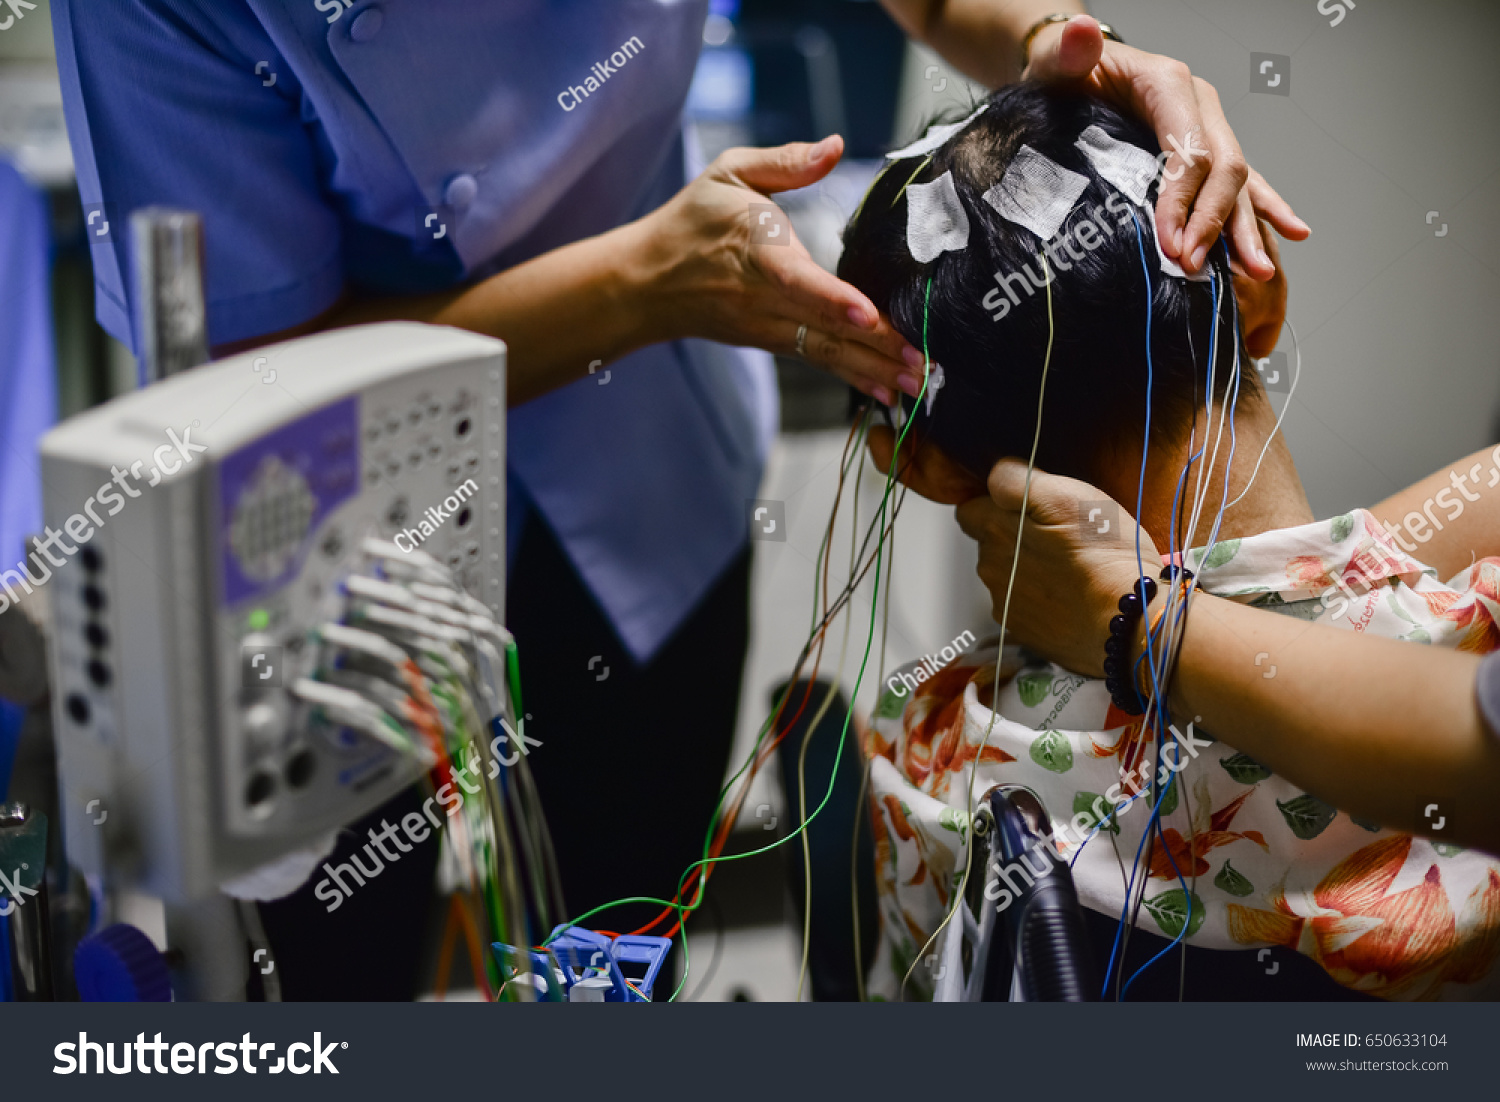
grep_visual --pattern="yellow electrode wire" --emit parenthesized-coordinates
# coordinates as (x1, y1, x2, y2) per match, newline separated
(794, 424, 867, 1002)
(899, 251, 1054, 999)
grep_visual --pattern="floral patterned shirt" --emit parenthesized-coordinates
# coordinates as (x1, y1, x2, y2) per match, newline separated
(865, 509, 1500, 1001)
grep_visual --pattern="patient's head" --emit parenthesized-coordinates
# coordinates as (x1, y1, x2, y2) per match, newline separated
(838, 83, 1261, 489)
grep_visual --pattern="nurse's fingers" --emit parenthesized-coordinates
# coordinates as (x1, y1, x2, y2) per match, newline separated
(1247, 168, 1310, 243)
(750, 244, 924, 376)
(765, 319, 914, 404)
(1225, 181, 1274, 282)
(714, 136, 846, 197)
(1163, 78, 1248, 274)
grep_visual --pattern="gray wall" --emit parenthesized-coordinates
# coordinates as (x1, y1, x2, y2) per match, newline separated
(1102, 0, 1500, 516)
(905, 0, 1500, 519)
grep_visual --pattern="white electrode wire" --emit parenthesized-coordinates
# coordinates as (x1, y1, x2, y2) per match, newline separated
(1223, 319, 1302, 511)
(899, 251, 1056, 1000)
(1181, 278, 1229, 560)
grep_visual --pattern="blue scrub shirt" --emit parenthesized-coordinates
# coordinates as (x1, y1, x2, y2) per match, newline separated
(53, 0, 778, 662)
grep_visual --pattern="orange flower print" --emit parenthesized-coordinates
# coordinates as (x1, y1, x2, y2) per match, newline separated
(901, 664, 1013, 796)
(1427, 558, 1500, 655)
(1286, 554, 1336, 591)
(1148, 790, 1269, 879)
(1227, 835, 1500, 999)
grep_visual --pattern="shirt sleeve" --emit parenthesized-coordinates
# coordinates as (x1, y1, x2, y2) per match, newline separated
(53, 0, 345, 356)
(1478, 650, 1500, 741)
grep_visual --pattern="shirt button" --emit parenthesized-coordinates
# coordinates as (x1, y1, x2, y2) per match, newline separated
(444, 173, 479, 210)
(349, 8, 384, 43)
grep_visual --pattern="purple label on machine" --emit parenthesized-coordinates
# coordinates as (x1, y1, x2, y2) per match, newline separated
(219, 397, 360, 606)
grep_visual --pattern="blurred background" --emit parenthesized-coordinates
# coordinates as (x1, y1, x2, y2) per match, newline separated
(3, 0, 1498, 999)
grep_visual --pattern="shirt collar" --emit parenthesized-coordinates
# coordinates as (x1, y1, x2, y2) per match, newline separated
(1179, 508, 1434, 601)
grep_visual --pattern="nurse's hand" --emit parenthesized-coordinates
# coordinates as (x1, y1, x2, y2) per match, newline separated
(1231, 208, 1288, 358)
(1025, 15, 1310, 280)
(628, 136, 926, 406)
(953, 459, 1157, 679)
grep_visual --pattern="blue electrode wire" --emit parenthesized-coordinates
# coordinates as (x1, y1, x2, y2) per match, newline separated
(1121, 246, 1247, 999)
(1100, 212, 1199, 998)
(1118, 271, 1230, 999)
(1068, 432, 1203, 869)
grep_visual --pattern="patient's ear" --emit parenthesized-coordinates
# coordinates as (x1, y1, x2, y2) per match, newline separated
(867, 425, 985, 505)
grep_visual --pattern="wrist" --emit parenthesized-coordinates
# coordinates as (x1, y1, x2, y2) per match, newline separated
(608, 213, 676, 350)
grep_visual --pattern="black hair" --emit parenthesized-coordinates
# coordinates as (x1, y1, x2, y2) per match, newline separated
(838, 83, 1258, 483)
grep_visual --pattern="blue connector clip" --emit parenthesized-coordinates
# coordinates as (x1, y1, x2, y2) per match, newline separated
(492, 926, 671, 1002)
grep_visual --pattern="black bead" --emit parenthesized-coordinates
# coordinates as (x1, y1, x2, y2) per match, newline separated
(1117, 592, 1142, 617)
(1103, 657, 1120, 678)
(1104, 635, 1126, 658)
(1136, 577, 1158, 602)
(1109, 614, 1130, 637)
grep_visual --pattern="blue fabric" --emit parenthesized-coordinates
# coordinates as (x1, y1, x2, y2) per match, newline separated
(0, 699, 20, 806)
(53, 0, 777, 662)
(0, 158, 56, 575)
(1479, 649, 1500, 743)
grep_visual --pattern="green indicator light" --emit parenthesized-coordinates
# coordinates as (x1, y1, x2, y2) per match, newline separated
(247, 608, 271, 631)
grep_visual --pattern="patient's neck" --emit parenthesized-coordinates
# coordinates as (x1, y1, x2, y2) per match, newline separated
(1094, 393, 1315, 555)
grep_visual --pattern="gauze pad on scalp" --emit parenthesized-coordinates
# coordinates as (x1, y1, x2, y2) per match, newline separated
(905, 171, 969, 263)
(981, 145, 1089, 242)
(1074, 125, 1160, 206)
(886, 103, 988, 161)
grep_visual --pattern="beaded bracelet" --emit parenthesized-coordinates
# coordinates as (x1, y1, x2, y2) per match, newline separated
(1103, 576, 1157, 715)
(1104, 566, 1197, 715)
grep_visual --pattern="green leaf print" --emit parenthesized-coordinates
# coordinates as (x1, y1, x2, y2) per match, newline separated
(1330, 513, 1356, 543)
(1073, 792, 1118, 835)
(1029, 729, 1074, 773)
(1016, 670, 1053, 708)
(1214, 860, 1254, 898)
(938, 806, 970, 839)
(1277, 794, 1338, 840)
(1385, 588, 1419, 626)
(1219, 752, 1273, 784)
(874, 686, 908, 719)
(1144, 889, 1206, 940)
(1156, 775, 1179, 816)
(1350, 816, 1382, 833)
(1201, 539, 1242, 570)
(1433, 843, 1465, 858)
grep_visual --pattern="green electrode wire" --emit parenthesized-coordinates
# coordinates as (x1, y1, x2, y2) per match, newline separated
(547, 277, 939, 1001)
(505, 642, 524, 718)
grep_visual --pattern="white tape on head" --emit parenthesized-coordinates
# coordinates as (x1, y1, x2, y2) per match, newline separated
(905, 171, 970, 263)
(886, 103, 988, 161)
(981, 145, 1089, 242)
(1074, 125, 1159, 207)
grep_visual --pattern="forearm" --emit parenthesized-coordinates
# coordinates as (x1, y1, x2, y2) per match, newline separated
(1144, 591, 1500, 852)
(1368, 443, 1500, 580)
(322, 221, 652, 406)
(879, 0, 1084, 88)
